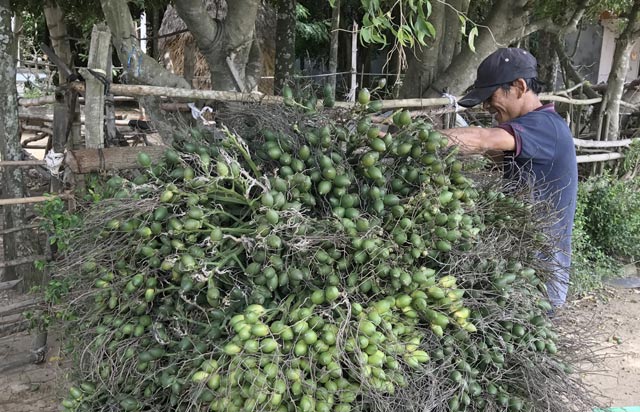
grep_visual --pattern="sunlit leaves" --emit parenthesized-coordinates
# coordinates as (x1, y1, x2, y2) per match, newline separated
(358, 0, 434, 47)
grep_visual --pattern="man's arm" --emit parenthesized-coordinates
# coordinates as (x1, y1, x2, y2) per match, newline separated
(442, 127, 516, 154)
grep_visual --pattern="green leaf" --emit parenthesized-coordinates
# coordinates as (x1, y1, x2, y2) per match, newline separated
(468, 26, 478, 52)
(459, 14, 467, 34)
(399, 25, 415, 48)
(360, 26, 373, 44)
(425, 20, 436, 38)
(363, 12, 373, 26)
(371, 30, 387, 46)
(414, 16, 433, 45)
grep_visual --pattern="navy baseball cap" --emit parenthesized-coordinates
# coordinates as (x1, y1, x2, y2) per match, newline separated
(458, 48, 538, 108)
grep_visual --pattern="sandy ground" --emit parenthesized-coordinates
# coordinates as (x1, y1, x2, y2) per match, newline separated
(563, 287, 640, 408)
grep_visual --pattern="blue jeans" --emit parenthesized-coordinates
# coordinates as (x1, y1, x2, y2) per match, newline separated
(545, 250, 571, 307)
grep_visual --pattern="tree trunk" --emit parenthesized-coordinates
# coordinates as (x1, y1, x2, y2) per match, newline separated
(537, 31, 559, 91)
(552, 34, 599, 98)
(274, 0, 297, 95)
(598, 0, 640, 141)
(327, 0, 341, 99)
(149, 6, 162, 60)
(401, 1, 447, 97)
(439, 0, 468, 74)
(43, 0, 73, 80)
(422, 0, 534, 97)
(402, 0, 587, 98)
(0, 0, 43, 286)
(43, 0, 79, 162)
(100, 0, 190, 144)
(173, 0, 262, 92)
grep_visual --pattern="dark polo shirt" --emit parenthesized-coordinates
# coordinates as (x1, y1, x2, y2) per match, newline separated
(497, 103, 578, 305)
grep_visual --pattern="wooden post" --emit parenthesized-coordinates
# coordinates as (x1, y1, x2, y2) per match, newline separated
(327, 0, 340, 99)
(140, 11, 147, 54)
(105, 48, 118, 145)
(78, 24, 111, 149)
(349, 21, 358, 102)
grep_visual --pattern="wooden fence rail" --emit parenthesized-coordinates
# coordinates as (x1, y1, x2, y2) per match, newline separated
(0, 194, 71, 206)
(13, 75, 640, 169)
(0, 255, 47, 269)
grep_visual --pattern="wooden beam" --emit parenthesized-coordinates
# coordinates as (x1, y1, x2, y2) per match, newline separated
(576, 152, 624, 163)
(69, 81, 287, 104)
(64, 145, 166, 174)
(0, 278, 23, 291)
(79, 24, 112, 149)
(18, 94, 136, 107)
(21, 125, 52, 136)
(0, 255, 46, 268)
(0, 298, 41, 317)
(0, 313, 23, 326)
(17, 95, 56, 107)
(0, 195, 69, 206)
(574, 137, 635, 148)
(0, 321, 29, 340)
(0, 223, 38, 235)
(0, 160, 46, 167)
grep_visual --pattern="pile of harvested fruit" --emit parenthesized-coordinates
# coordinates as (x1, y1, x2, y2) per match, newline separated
(48, 91, 592, 412)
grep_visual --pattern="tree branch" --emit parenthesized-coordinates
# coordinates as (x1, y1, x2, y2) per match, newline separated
(526, 0, 588, 35)
(245, 34, 262, 92)
(173, 0, 223, 54)
(551, 35, 599, 99)
(100, 0, 189, 88)
(226, 0, 260, 51)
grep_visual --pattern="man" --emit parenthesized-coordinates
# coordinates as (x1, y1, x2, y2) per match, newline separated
(443, 48, 578, 308)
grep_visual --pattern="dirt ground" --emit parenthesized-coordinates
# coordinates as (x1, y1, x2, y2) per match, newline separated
(0, 290, 62, 412)
(1, 286, 639, 411)
(562, 287, 640, 408)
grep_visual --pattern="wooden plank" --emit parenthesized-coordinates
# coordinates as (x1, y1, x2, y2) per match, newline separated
(0, 255, 46, 268)
(70, 81, 287, 104)
(0, 160, 46, 167)
(18, 94, 136, 107)
(0, 313, 23, 325)
(80, 23, 112, 149)
(574, 137, 635, 148)
(576, 152, 624, 163)
(0, 278, 23, 291)
(0, 298, 40, 316)
(0, 195, 68, 206)
(64, 145, 166, 174)
(0, 320, 29, 340)
(0, 224, 38, 235)
(17, 95, 56, 106)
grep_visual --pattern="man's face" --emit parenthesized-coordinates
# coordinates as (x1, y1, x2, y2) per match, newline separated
(483, 86, 519, 124)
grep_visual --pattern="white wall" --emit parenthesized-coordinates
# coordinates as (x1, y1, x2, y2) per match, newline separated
(598, 18, 640, 83)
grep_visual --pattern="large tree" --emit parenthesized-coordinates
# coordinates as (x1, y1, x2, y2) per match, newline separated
(399, 0, 590, 98)
(597, 0, 640, 140)
(0, 0, 43, 286)
(172, 0, 262, 92)
(274, 0, 297, 94)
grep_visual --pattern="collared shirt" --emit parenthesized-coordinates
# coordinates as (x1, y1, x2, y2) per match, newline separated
(496, 103, 578, 268)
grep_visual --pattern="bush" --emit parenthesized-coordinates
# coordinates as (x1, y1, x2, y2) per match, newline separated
(582, 174, 640, 261)
(570, 181, 621, 297)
